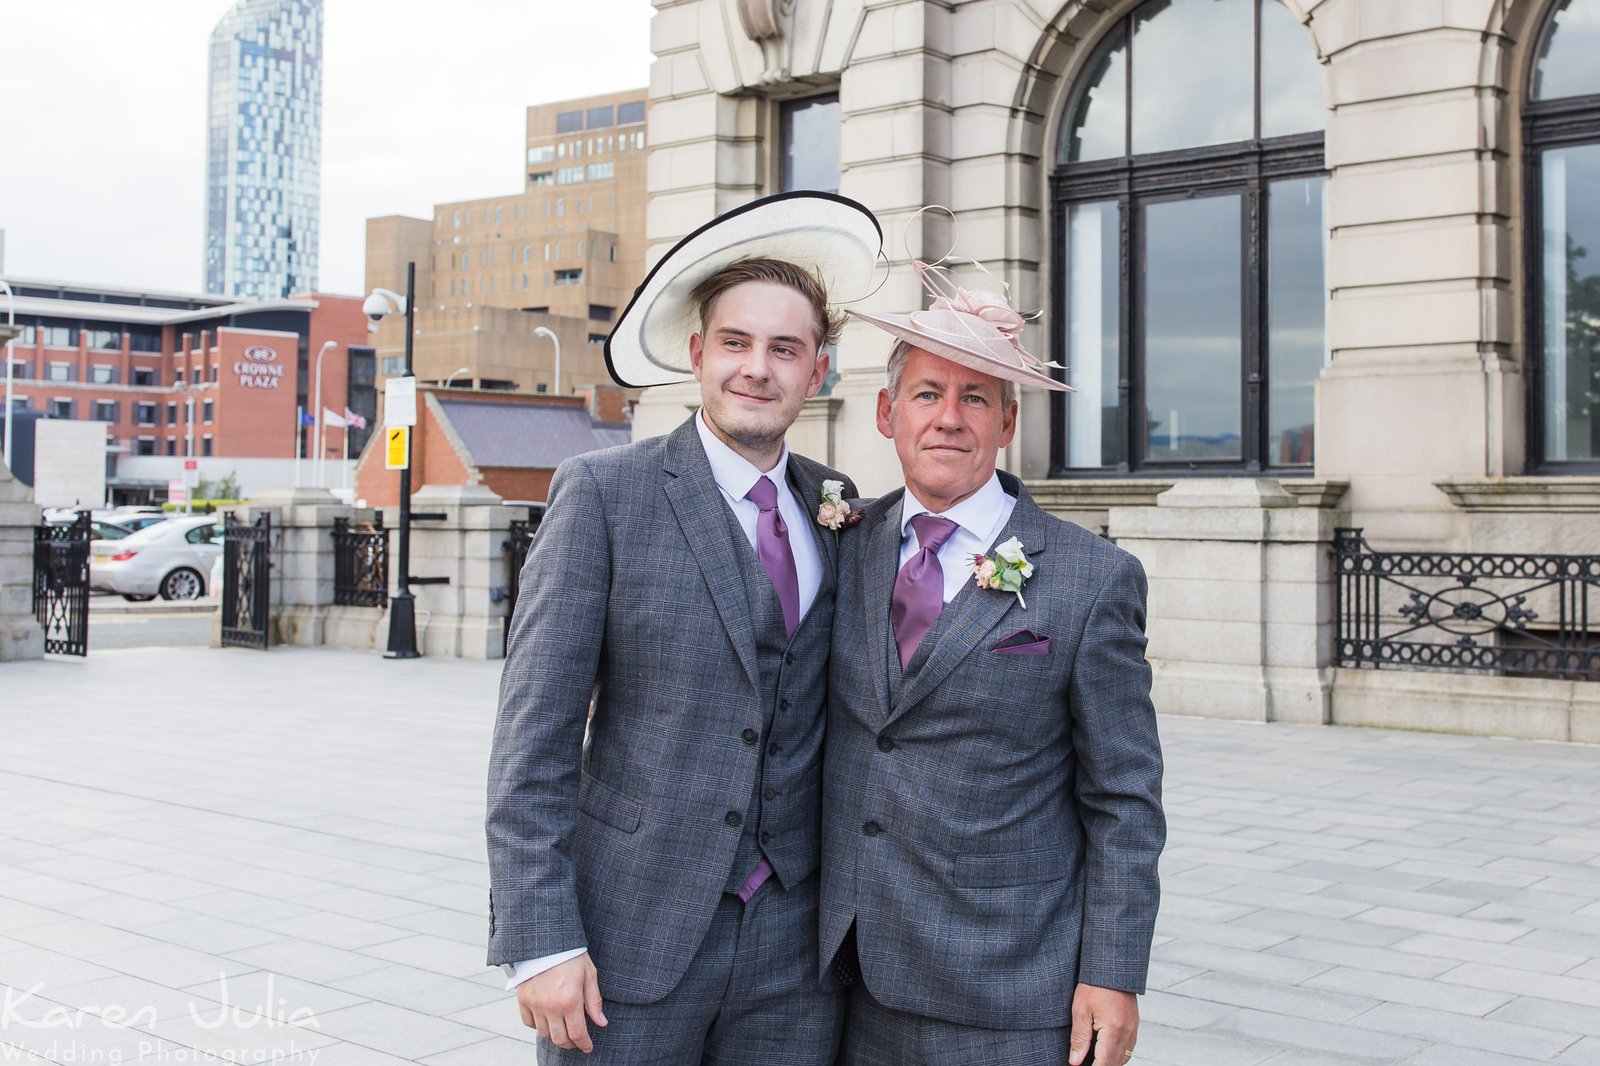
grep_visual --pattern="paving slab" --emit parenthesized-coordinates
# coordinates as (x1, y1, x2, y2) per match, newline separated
(2, 645, 1598, 1064)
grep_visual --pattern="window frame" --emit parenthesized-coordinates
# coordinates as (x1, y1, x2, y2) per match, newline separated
(1048, 0, 1326, 477)
(1522, 2, 1600, 473)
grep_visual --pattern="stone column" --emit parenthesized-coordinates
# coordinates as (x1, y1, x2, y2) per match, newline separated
(225, 486, 353, 648)
(381, 483, 518, 660)
(0, 462, 44, 661)
(1111, 480, 1345, 725)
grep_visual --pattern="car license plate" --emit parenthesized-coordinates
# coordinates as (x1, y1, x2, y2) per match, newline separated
(93, 555, 110, 565)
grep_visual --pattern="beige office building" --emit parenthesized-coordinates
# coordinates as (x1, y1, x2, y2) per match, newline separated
(365, 88, 649, 397)
(635, 0, 1600, 740)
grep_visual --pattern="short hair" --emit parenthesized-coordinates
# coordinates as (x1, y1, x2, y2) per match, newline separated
(690, 257, 845, 352)
(885, 338, 1016, 408)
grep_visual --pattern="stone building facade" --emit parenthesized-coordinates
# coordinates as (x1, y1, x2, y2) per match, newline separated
(633, 0, 1600, 739)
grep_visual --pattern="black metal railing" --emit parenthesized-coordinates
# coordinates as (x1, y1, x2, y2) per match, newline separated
(501, 504, 547, 636)
(221, 512, 272, 650)
(332, 516, 389, 608)
(1333, 527, 1600, 680)
(34, 511, 91, 656)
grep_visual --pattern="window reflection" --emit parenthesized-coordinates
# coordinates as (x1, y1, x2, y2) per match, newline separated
(1063, 26, 1127, 163)
(1542, 145, 1600, 462)
(1267, 177, 1327, 466)
(1533, 0, 1600, 100)
(1261, 0, 1327, 137)
(1067, 202, 1122, 467)
(1143, 196, 1243, 461)
(1132, 0, 1253, 154)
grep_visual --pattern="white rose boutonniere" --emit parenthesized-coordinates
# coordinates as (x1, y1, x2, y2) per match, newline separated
(971, 536, 1034, 609)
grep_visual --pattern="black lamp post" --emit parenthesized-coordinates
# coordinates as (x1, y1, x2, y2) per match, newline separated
(373, 262, 420, 658)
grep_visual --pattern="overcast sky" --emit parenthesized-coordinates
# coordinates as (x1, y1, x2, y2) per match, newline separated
(1, 0, 653, 297)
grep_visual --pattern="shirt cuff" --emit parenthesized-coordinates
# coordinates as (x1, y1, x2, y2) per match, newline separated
(505, 948, 588, 990)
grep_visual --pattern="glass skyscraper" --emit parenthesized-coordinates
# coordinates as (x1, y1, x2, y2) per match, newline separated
(205, 0, 322, 299)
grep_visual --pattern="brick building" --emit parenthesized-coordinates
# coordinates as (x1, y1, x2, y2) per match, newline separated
(1, 278, 373, 497)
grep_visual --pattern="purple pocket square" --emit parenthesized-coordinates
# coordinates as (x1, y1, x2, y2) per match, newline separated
(992, 629, 1051, 655)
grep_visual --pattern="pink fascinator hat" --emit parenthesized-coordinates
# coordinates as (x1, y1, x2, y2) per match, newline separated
(849, 207, 1072, 392)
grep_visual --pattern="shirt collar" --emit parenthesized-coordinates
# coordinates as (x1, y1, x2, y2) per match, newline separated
(901, 473, 1008, 545)
(695, 409, 790, 500)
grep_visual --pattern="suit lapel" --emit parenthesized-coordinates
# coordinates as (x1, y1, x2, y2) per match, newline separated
(786, 457, 836, 607)
(889, 477, 1051, 725)
(864, 492, 906, 716)
(663, 418, 760, 692)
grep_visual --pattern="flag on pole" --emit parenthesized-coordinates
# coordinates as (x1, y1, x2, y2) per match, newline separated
(343, 407, 367, 430)
(299, 409, 315, 426)
(322, 407, 347, 429)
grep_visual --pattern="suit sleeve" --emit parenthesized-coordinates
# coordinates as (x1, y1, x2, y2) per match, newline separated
(1066, 551, 1166, 994)
(485, 455, 610, 965)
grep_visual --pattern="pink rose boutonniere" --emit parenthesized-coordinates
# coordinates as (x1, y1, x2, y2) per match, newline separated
(817, 479, 864, 540)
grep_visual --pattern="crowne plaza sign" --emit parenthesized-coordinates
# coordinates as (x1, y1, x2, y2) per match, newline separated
(234, 345, 285, 388)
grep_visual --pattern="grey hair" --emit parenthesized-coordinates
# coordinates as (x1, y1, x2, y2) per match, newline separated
(885, 338, 1016, 408)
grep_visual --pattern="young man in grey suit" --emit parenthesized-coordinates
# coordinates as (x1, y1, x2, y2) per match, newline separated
(487, 192, 881, 1063)
(820, 248, 1166, 1066)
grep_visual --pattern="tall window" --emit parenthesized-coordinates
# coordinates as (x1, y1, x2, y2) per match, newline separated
(1051, 0, 1326, 474)
(781, 94, 841, 194)
(1526, 0, 1600, 470)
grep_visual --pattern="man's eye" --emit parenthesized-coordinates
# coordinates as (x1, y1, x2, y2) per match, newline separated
(915, 391, 938, 401)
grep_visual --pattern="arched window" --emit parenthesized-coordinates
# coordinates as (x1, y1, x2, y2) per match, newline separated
(1051, 0, 1326, 474)
(1526, 0, 1600, 470)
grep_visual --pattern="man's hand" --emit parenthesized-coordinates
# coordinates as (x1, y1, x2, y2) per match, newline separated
(516, 952, 608, 1053)
(1069, 983, 1138, 1066)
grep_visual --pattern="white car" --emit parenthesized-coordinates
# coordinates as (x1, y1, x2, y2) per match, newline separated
(90, 516, 223, 601)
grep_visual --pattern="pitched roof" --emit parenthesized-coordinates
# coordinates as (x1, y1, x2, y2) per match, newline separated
(434, 397, 630, 470)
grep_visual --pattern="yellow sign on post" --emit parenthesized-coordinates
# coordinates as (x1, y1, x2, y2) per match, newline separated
(385, 426, 410, 470)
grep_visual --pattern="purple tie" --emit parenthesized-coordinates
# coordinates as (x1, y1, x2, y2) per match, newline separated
(747, 476, 800, 637)
(892, 514, 959, 670)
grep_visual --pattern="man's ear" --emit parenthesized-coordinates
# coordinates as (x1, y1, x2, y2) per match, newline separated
(998, 399, 1018, 448)
(805, 350, 830, 399)
(876, 388, 894, 440)
(688, 332, 705, 381)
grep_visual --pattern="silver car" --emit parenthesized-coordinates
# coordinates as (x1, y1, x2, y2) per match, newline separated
(90, 516, 223, 601)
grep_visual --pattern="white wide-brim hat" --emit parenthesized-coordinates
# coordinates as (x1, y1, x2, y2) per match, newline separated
(605, 191, 884, 388)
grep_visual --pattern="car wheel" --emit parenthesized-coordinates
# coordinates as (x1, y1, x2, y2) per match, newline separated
(160, 568, 204, 601)
(122, 593, 156, 602)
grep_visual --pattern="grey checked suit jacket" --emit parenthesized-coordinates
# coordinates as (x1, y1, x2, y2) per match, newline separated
(487, 415, 854, 1004)
(819, 472, 1165, 1028)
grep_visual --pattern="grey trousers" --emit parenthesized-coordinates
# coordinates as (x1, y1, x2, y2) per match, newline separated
(839, 981, 1088, 1066)
(538, 872, 844, 1065)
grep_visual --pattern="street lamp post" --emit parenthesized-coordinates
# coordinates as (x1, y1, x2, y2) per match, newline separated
(365, 264, 420, 659)
(444, 366, 470, 389)
(311, 339, 338, 488)
(1, 279, 16, 472)
(533, 326, 560, 395)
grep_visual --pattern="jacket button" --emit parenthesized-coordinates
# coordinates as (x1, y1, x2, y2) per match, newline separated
(877, 736, 895, 752)
(725, 811, 742, 827)
(742, 728, 758, 745)
(785, 652, 796, 665)
(863, 820, 881, 837)
(760, 831, 773, 845)
(778, 698, 790, 713)
(763, 788, 777, 801)
(767, 741, 780, 756)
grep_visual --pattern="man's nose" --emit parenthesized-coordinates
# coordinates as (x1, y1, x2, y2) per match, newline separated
(739, 346, 773, 379)
(933, 394, 965, 428)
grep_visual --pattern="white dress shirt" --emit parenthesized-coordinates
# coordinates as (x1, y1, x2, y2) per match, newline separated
(898, 473, 1016, 604)
(506, 412, 822, 989)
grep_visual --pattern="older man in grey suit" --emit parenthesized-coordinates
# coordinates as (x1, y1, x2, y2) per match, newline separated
(820, 251, 1166, 1066)
(488, 192, 881, 1063)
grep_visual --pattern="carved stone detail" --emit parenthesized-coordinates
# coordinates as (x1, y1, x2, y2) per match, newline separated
(735, 0, 795, 85)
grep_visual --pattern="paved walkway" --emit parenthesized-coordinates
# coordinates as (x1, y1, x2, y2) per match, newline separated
(1, 646, 1597, 1065)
